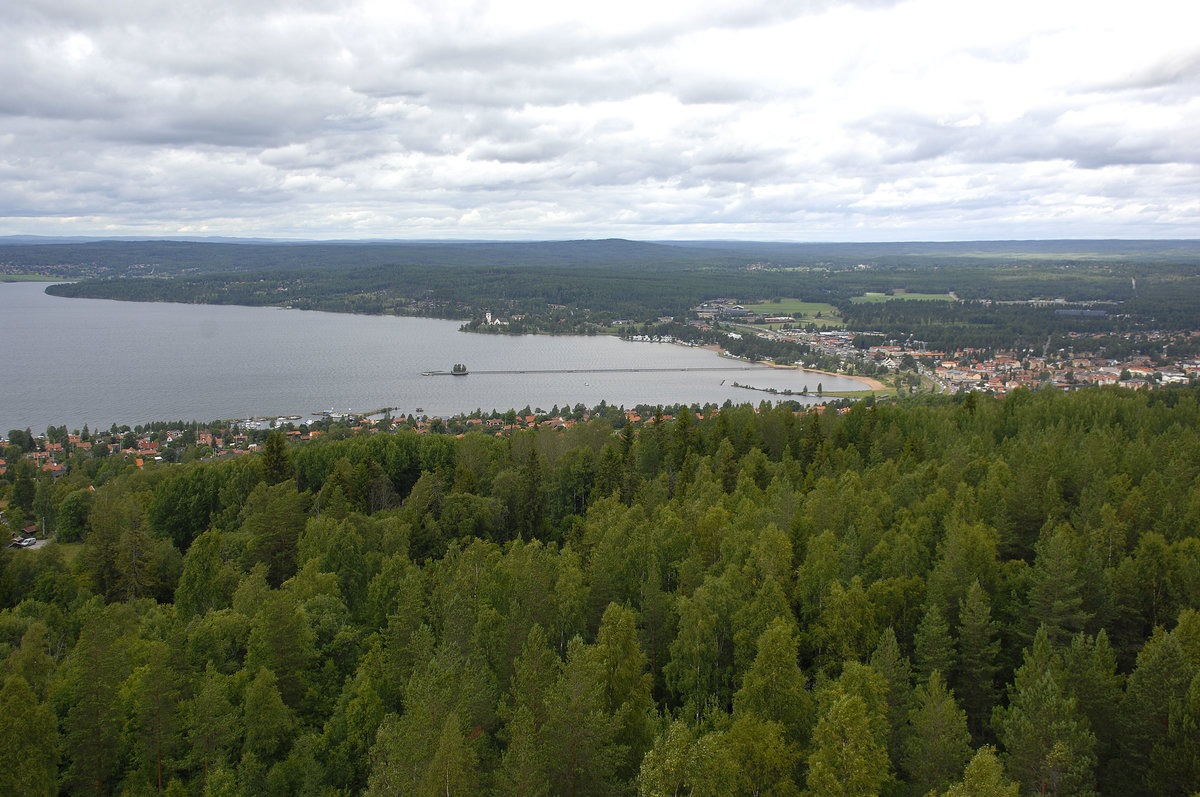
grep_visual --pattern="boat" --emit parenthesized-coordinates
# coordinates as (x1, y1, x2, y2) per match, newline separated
(452, 363, 468, 376)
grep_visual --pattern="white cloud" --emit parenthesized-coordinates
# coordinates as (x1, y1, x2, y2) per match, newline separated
(0, 0, 1196, 239)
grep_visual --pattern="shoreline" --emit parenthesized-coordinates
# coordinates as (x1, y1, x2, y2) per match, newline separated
(695, 342, 887, 392)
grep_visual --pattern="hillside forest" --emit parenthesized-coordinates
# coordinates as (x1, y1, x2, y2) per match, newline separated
(16, 238, 1200, 353)
(2, 386, 1200, 796)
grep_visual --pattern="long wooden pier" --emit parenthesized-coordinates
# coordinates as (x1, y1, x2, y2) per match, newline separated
(422, 366, 764, 376)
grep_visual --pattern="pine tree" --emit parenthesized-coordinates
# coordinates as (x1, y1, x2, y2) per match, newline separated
(244, 588, 316, 711)
(589, 603, 656, 781)
(993, 626, 1097, 797)
(541, 637, 625, 796)
(496, 704, 549, 797)
(175, 529, 237, 620)
(1027, 524, 1092, 646)
(913, 602, 956, 684)
(0, 675, 58, 797)
(1115, 626, 1196, 792)
(901, 671, 972, 796)
(1058, 630, 1123, 780)
(955, 580, 1000, 739)
(1147, 670, 1200, 795)
(870, 626, 914, 765)
(188, 664, 240, 778)
(128, 642, 186, 792)
(813, 576, 878, 666)
(5, 621, 55, 699)
(60, 605, 133, 796)
(262, 430, 291, 484)
(242, 667, 295, 761)
(423, 710, 478, 796)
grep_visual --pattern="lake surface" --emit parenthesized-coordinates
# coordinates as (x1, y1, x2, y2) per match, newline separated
(0, 281, 866, 433)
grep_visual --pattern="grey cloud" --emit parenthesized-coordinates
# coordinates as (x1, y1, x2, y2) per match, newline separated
(1086, 50, 1200, 94)
(1, 1, 1195, 240)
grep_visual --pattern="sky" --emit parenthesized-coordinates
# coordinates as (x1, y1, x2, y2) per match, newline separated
(2, 0, 1198, 241)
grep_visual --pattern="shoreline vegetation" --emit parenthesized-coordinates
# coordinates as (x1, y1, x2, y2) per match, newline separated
(12, 236, 1200, 414)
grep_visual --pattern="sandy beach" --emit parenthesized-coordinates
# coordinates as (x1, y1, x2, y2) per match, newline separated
(697, 343, 888, 392)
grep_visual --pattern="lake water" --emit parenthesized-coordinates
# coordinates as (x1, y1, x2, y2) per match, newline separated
(0, 281, 866, 433)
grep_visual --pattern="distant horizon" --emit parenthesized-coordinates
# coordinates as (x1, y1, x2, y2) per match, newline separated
(4, 234, 1200, 246)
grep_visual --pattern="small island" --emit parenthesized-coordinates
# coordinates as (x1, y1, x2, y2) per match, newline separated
(452, 363, 468, 375)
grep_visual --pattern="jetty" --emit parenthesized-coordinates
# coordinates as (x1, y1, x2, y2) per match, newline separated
(422, 366, 761, 376)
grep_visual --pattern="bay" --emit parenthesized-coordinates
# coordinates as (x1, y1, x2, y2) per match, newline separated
(0, 281, 867, 433)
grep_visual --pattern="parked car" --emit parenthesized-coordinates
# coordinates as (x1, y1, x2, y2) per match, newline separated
(20, 537, 38, 547)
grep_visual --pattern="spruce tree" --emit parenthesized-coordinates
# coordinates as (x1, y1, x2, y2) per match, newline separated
(901, 671, 972, 796)
(262, 429, 291, 484)
(0, 675, 58, 797)
(1115, 626, 1196, 792)
(955, 580, 1000, 739)
(913, 602, 956, 684)
(993, 626, 1097, 797)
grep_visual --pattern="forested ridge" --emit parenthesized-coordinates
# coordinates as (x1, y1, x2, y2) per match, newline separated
(21, 238, 1200, 347)
(3, 387, 1200, 796)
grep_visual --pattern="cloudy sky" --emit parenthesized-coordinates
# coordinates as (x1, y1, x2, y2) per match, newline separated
(2, 0, 1198, 241)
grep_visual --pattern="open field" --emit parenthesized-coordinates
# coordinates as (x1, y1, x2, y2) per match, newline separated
(742, 299, 843, 326)
(849, 291, 955, 304)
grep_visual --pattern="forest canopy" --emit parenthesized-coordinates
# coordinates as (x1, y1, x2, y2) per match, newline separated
(2, 386, 1200, 795)
(15, 238, 1200, 348)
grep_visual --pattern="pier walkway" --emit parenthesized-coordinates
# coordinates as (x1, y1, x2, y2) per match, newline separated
(422, 366, 764, 376)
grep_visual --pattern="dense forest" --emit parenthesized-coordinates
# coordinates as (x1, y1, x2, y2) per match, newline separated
(2, 386, 1199, 795)
(12, 238, 1200, 349)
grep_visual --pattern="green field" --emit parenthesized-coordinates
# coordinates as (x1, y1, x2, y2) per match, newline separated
(742, 299, 843, 327)
(849, 291, 955, 304)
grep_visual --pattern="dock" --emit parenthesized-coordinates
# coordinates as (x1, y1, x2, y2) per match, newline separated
(422, 366, 761, 376)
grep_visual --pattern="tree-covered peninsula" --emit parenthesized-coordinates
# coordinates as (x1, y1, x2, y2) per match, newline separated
(2, 386, 1199, 795)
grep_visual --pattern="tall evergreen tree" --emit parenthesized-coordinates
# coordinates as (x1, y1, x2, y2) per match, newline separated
(869, 626, 914, 766)
(993, 626, 1097, 797)
(913, 602, 956, 684)
(0, 675, 58, 797)
(1026, 524, 1092, 646)
(128, 642, 186, 792)
(1057, 630, 1123, 784)
(1115, 626, 1196, 792)
(176, 529, 238, 620)
(901, 671, 972, 796)
(242, 667, 295, 762)
(188, 665, 241, 779)
(955, 580, 1000, 739)
(244, 589, 316, 711)
(541, 636, 625, 796)
(59, 606, 134, 797)
(262, 430, 291, 485)
(1147, 670, 1200, 795)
